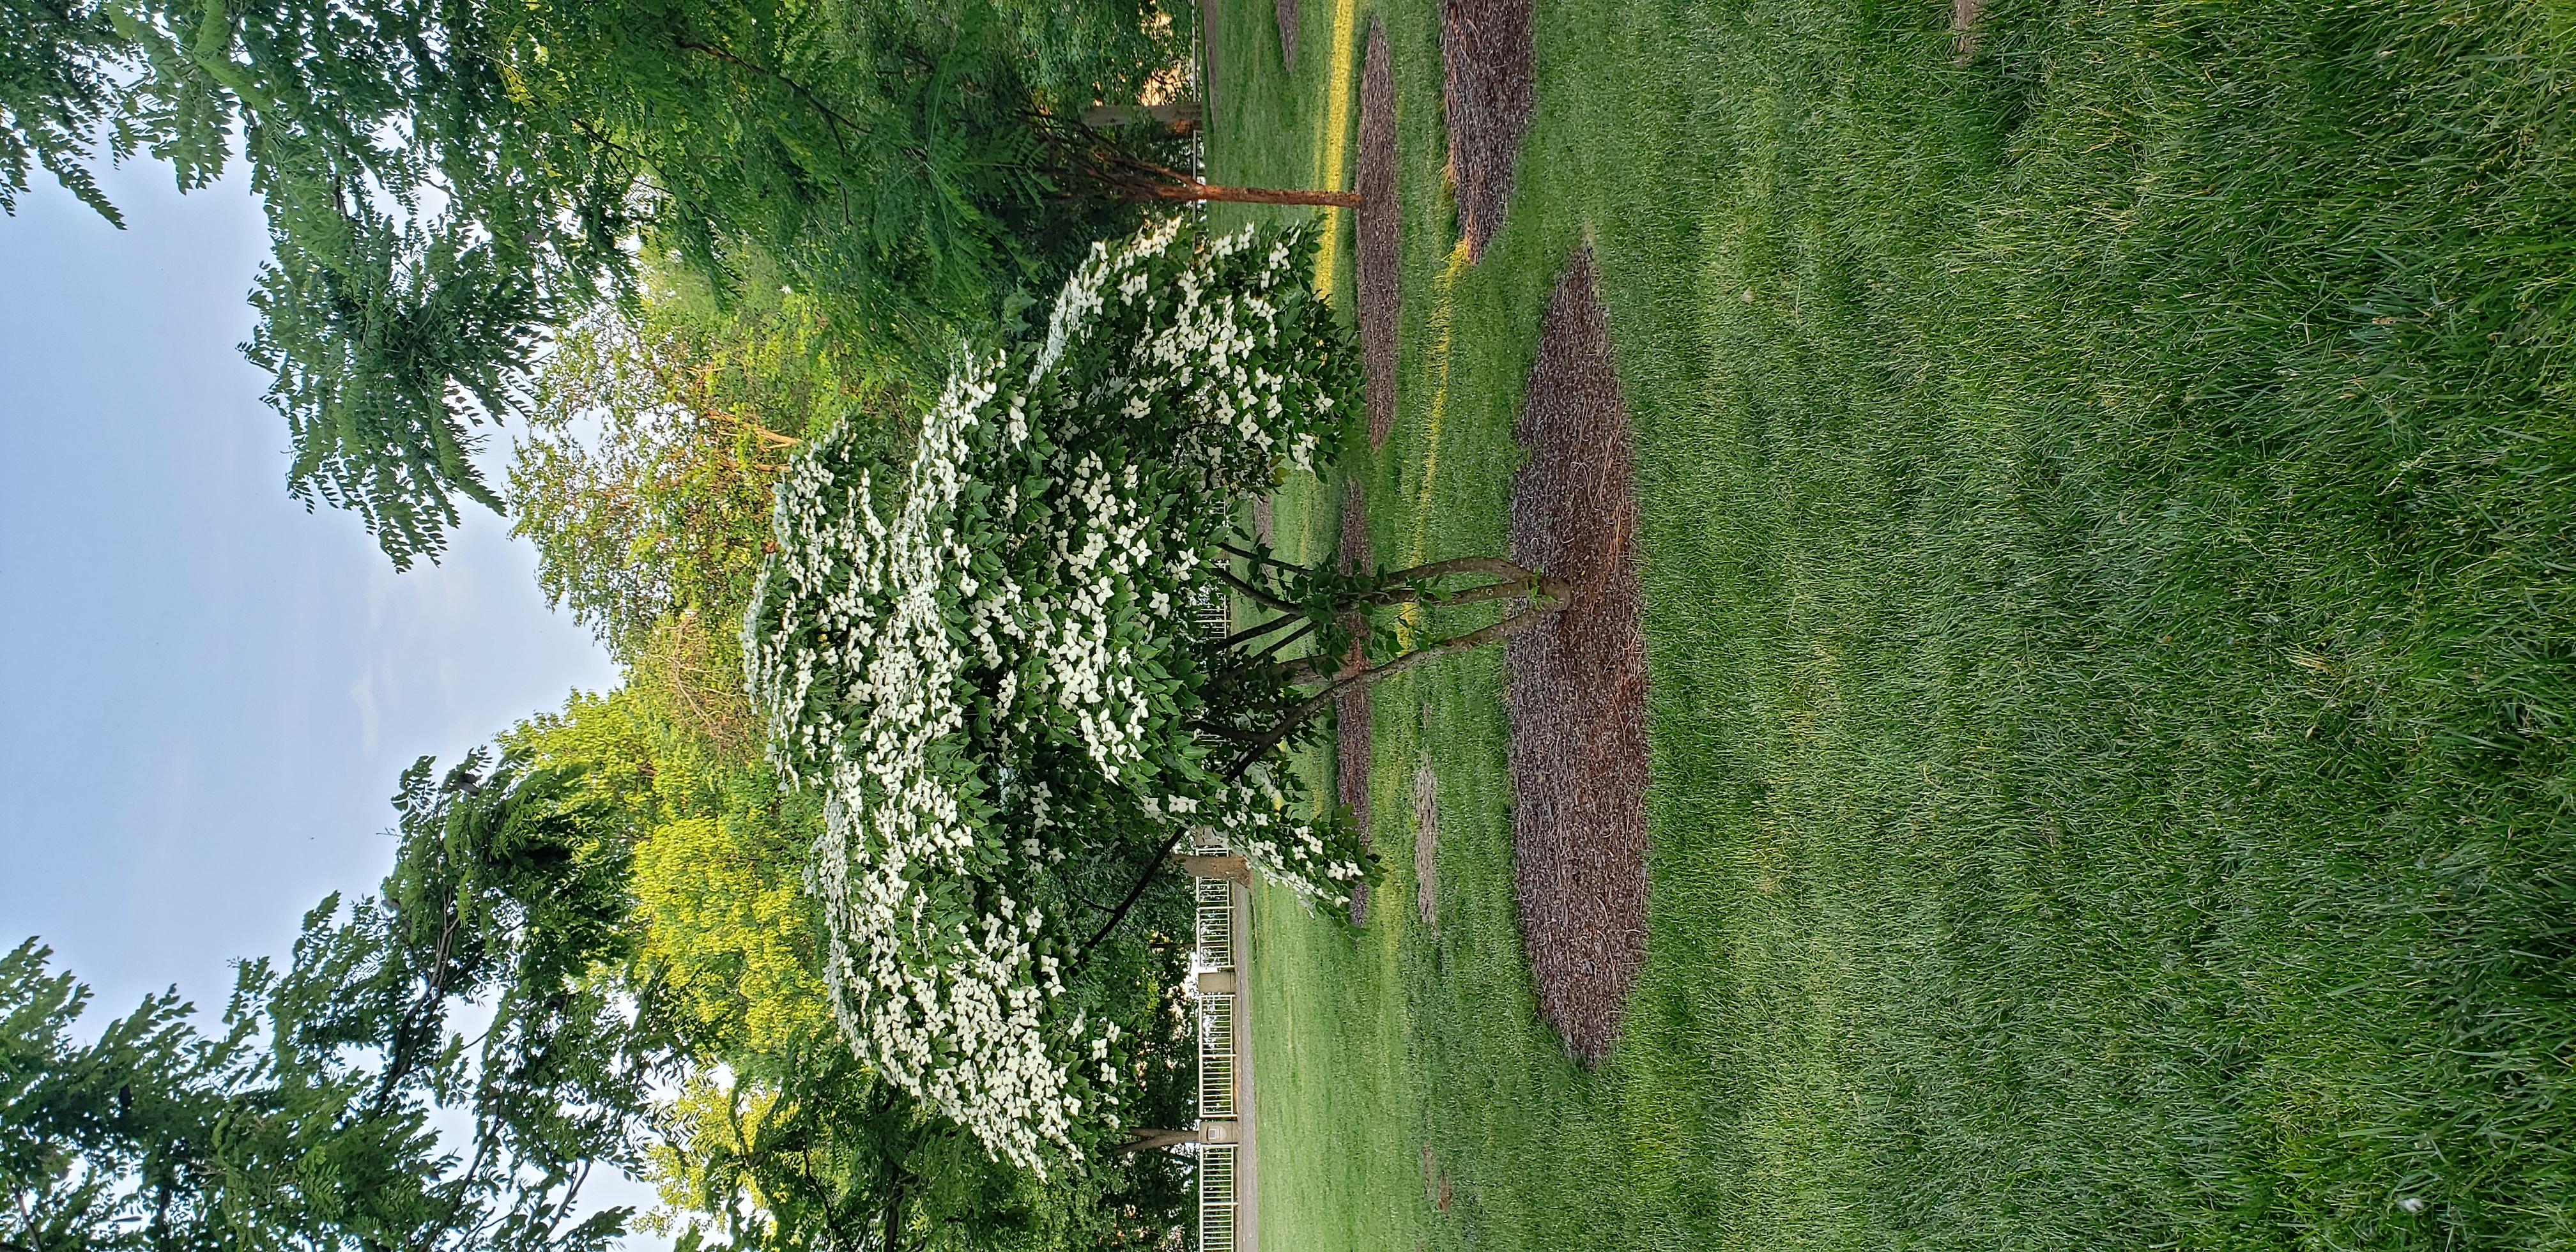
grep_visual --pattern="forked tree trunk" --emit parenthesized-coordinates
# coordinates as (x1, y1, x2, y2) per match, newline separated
(1073, 554, 1568, 963)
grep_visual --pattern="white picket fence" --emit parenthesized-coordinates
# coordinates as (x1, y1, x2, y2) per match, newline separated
(1195, 832, 1241, 1249)
(1187, 383, 1241, 1250)
(1198, 993, 1239, 1120)
(1199, 1143, 1239, 1252)
(1197, 874, 1235, 968)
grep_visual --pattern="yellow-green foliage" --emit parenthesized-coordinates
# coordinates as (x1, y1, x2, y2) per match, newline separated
(632, 813, 828, 1057)
(634, 1075, 786, 1235)
(511, 247, 918, 652)
(508, 636, 829, 1060)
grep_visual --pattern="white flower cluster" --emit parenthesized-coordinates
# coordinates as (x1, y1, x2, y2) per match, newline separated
(1210, 765, 1367, 912)
(1037, 217, 1334, 492)
(744, 220, 1365, 1169)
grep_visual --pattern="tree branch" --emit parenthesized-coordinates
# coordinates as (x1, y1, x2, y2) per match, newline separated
(1213, 565, 1296, 613)
(1377, 556, 1546, 586)
(1073, 828, 1192, 965)
(1078, 566, 1568, 961)
(1237, 596, 1571, 769)
(1219, 542, 1310, 574)
(1215, 610, 1310, 652)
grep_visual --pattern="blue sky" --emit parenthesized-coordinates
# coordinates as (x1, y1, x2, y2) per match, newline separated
(0, 161, 618, 1038)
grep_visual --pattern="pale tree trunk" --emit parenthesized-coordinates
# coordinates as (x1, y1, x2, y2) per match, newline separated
(1175, 854, 1250, 883)
(1117, 1127, 1204, 1153)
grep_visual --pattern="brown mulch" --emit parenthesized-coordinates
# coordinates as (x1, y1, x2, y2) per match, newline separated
(1505, 250, 1649, 1067)
(1276, 0, 1300, 71)
(1357, 17, 1400, 448)
(1439, 0, 1535, 258)
(1337, 478, 1374, 924)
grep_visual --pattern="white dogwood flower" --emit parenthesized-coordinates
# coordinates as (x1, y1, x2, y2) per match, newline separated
(745, 219, 1365, 1170)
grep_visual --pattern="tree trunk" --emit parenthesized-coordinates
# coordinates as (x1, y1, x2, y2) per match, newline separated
(1144, 180, 1361, 208)
(1176, 853, 1251, 883)
(1116, 1127, 1205, 1153)
(1080, 101, 1204, 132)
(1076, 556, 1565, 963)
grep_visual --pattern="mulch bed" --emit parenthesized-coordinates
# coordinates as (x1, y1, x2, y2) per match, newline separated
(1358, 17, 1400, 447)
(1439, 0, 1536, 258)
(1337, 478, 1374, 924)
(1505, 250, 1649, 1067)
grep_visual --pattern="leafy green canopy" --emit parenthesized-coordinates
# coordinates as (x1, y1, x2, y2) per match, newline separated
(2, 751, 657, 1252)
(77, 0, 1181, 568)
(504, 676, 1199, 1252)
(0, 0, 139, 222)
(1, 940, 229, 1249)
(744, 218, 1365, 1169)
(505, 260, 1204, 1245)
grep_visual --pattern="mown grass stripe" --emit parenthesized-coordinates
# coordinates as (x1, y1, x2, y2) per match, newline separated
(1308, 0, 1360, 298)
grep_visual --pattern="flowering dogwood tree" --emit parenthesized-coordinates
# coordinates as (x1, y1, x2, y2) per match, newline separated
(742, 218, 1568, 1170)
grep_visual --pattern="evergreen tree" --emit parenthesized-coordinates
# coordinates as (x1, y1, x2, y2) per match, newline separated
(5, 722, 1195, 1251)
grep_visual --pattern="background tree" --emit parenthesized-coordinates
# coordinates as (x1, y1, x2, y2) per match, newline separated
(0, 0, 141, 222)
(1, 941, 235, 1250)
(504, 653, 1197, 1249)
(0, 752, 657, 1251)
(509, 247, 910, 657)
(78, 0, 1307, 567)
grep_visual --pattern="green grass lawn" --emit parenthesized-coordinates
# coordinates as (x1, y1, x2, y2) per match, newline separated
(1200, 0, 2576, 1246)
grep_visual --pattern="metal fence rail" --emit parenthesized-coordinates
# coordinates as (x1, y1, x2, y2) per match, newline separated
(1198, 993, 1238, 1118)
(1200, 1144, 1238, 1252)
(1190, 21, 1239, 1249)
(1196, 878, 1235, 968)
(1192, 827, 1241, 1247)
(1192, 583, 1232, 641)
